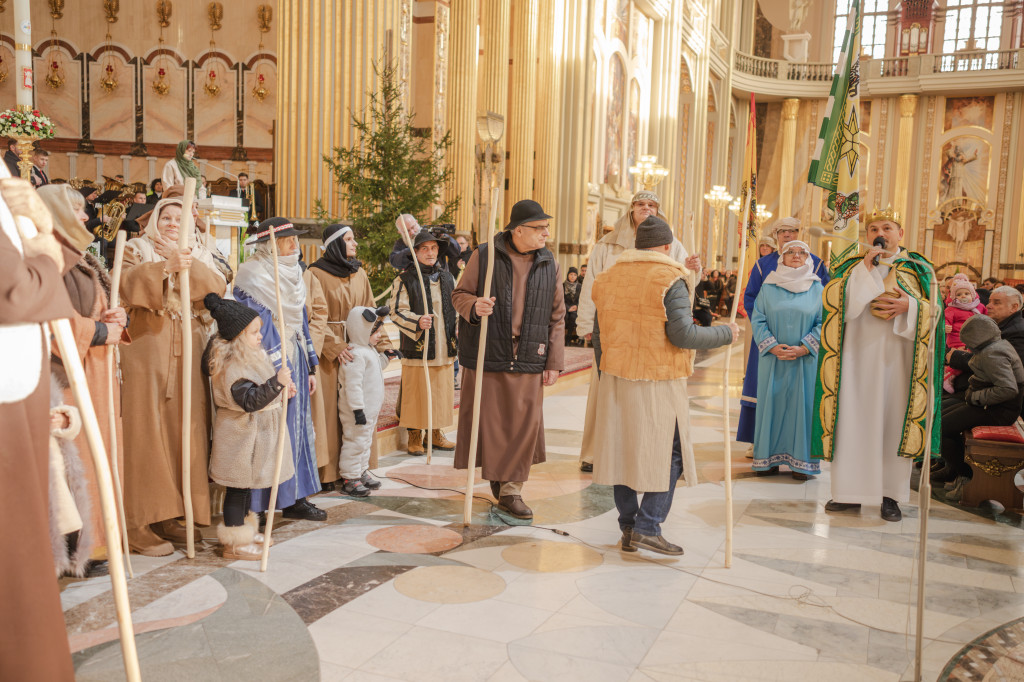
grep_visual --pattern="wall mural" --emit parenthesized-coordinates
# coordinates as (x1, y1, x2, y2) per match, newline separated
(943, 96, 994, 131)
(938, 136, 989, 204)
(627, 79, 640, 182)
(604, 54, 625, 185)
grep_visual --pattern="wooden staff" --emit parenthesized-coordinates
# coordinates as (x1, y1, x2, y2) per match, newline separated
(720, 192, 753, 568)
(9, 215, 140, 681)
(397, 223, 433, 465)
(106, 230, 133, 577)
(178, 178, 198, 559)
(463, 187, 501, 525)
(260, 222, 291, 571)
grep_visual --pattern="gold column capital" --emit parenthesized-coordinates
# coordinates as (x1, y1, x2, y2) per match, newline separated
(782, 98, 800, 120)
(898, 94, 918, 118)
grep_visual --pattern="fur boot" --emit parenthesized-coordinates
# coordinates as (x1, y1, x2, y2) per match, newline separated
(216, 522, 260, 561)
(244, 511, 273, 547)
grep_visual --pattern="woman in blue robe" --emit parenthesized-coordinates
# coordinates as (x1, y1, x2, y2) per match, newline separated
(750, 240, 823, 479)
(737, 218, 829, 443)
(233, 218, 325, 521)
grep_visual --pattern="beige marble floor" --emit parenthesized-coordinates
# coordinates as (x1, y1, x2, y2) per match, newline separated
(64, 341, 1024, 681)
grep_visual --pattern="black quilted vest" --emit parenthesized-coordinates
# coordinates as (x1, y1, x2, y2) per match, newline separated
(397, 266, 458, 361)
(458, 232, 557, 374)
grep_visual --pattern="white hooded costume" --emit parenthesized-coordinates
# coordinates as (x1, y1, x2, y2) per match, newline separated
(338, 306, 389, 480)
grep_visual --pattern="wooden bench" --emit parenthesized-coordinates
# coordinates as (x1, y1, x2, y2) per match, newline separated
(962, 423, 1024, 510)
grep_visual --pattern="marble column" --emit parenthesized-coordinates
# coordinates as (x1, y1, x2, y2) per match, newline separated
(893, 94, 917, 223)
(478, 0, 510, 235)
(683, 2, 712, 254)
(445, 0, 479, 237)
(778, 98, 800, 218)
(648, 2, 683, 227)
(532, 0, 562, 232)
(276, 0, 399, 219)
(505, 0, 539, 222)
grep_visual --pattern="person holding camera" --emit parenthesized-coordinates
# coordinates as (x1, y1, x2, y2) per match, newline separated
(391, 214, 461, 273)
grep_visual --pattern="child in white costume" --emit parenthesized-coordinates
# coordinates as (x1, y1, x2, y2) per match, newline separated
(338, 306, 390, 496)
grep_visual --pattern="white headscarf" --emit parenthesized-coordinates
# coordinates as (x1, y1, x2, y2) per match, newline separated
(126, 197, 219, 272)
(763, 240, 820, 293)
(234, 242, 306, 334)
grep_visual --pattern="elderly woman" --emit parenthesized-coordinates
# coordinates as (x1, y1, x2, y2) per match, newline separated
(308, 224, 392, 488)
(234, 217, 324, 521)
(162, 140, 199, 190)
(758, 236, 777, 258)
(119, 197, 226, 555)
(389, 230, 458, 461)
(750, 241, 824, 479)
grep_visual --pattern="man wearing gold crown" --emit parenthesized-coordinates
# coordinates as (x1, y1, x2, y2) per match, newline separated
(812, 207, 943, 522)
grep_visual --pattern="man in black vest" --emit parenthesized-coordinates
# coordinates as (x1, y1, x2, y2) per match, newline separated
(452, 199, 566, 520)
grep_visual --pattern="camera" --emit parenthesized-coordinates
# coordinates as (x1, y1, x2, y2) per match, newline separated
(426, 223, 456, 238)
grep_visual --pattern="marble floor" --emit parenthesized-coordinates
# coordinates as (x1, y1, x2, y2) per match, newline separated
(63, 341, 1024, 682)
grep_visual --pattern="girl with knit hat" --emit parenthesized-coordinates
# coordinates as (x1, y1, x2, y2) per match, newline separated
(202, 294, 295, 560)
(944, 274, 987, 393)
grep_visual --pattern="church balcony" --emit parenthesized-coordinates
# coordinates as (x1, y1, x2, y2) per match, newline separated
(731, 49, 1024, 101)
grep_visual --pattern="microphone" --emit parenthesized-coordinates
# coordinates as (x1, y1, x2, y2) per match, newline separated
(807, 226, 895, 262)
(871, 236, 886, 266)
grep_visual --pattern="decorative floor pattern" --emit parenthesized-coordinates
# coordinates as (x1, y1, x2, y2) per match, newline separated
(62, 339, 1024, 681)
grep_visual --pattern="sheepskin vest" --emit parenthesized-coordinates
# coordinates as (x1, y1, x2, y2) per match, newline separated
(398, 266, 458, 361)
(591, 249, 695, 381)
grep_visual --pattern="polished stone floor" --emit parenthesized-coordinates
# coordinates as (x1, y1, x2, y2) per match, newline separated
(63, 340, 1024, 681)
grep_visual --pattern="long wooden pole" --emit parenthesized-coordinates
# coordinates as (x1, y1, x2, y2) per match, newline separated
(105, 230, 132, 577)
(10, 214, 140, 681)
(178, 179, 197, 559)
(463, 187, 501, 525)
(398, 225, 433, 465)
(260, 223, 291, 572)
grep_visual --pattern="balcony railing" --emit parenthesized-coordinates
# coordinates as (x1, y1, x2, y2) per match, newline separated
(933, 49, 1019, 73)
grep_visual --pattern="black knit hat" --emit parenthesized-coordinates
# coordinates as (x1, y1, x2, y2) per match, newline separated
(412, 229, 448, 256)
(634, 215, 674, 249)
(246, 216, 304, 244)
(204, 293, 259, 341)
(504, 199, 552, 231)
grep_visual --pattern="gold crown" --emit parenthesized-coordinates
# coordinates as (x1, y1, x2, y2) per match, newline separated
(863, 204, 902, 226)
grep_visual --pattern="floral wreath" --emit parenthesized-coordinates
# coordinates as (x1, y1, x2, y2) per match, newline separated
(0, 109, 57, 139)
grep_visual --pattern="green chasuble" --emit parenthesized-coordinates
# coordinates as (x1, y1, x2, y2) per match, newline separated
(811, 250, 944, 461)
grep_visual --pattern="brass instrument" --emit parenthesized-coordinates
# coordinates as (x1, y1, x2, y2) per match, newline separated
(97, 179, 143, 241)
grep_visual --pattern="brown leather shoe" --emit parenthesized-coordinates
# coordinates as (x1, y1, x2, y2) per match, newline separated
(152, 519, 202, 544)
(128, 526, 174, 557)
(407, 429, 424, 455)
(498, 495, 533, 519)
(431, 429, 456, 451)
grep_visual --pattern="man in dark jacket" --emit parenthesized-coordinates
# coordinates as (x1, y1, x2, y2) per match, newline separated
(937, 314, 1024, 500)
(390, 214, 461, 273)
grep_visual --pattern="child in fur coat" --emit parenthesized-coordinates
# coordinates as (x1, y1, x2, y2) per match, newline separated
(944, 274, 986, 393)
(203, 294, 296, 560)
(337, 306, 391, 497)
(48, 375, 93, 577)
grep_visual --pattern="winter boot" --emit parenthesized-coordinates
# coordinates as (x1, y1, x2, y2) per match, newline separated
(407, 429, 425, 455)
(217, 522, 261, 561)
(431, 429, 456, 451)
(340, 478, 371, 497)
(360, 470, 382, 490)
(244, 512, 273, 547)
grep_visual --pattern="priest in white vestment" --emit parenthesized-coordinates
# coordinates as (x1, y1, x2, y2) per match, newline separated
(812, 209, 943, 522)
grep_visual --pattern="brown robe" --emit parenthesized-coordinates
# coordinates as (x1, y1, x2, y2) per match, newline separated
(308, 266, 378, 482)
(0, 229, 76, 681)
(452, 246, 565, 482)
(303, 268, 330, 469)
(119, 253, 224, 531)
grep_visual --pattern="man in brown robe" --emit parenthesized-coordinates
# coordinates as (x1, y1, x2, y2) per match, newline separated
(0, 175, 76, 681)
(453, 200, 565, 520)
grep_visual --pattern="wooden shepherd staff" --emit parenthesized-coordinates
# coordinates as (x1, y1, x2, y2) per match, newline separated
(719, 189, 754, 569)
(106, 230, 133, 577)
(9, 214, 140, 681)
(463, 187, 501, 525)
(398, 222, 433, 465)
(178, 178, 198, 559)
(261, 221, 292, 572)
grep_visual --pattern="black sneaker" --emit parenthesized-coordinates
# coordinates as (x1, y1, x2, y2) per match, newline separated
(360, 471, 382, 490)
(282, 498, 327, 521)
(824, 500, 861, 513)
(340, 479, 371, 497)
(880, 497, 902, 522)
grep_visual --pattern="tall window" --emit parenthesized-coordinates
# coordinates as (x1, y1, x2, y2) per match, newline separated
(942, 0, 1004, 53)
(834, 0, 890, 63)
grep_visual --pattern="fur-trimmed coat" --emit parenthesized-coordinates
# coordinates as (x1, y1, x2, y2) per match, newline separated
(48, 375, 94, 577)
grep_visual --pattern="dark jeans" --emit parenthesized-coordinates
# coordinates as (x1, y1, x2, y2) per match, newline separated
(940, 400, 1020, 478)
(693, 308, 712, 327)
(613, 426, 683, 537)
(224, 487, 252, 527)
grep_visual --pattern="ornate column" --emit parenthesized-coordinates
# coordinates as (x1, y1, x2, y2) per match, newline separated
(778, 98, 800, 218)
(276, 0, 399, 219)
(532, 0, 562, 227)
(445, 0, 479, 237)
(477, 0, 510, 234)
(648, 2, 683, 225)
(683, 2, 712, 253)
(505, 0, 539, 221)
(893, 94, 918, 222)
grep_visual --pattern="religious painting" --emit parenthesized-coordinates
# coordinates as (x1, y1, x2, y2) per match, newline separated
(860, 100, 872, 135)
(943, 96, 994, 131)
(631, 7, 651, 65)
(938, 136, 989, 204)
(612, 0, 629, 45)
(931, 197, 991, 270)
(627, 80, 640, 182)
(604, 54, 626, 186)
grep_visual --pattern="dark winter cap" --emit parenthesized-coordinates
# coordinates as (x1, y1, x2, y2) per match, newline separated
(568, 267, 579, 275)
(634, 215, 674, 250)
(204, 293, 259, 341)
(504, 199, 552, 231)
(245, 216, 304, 244)
(412, 229, 448, 256)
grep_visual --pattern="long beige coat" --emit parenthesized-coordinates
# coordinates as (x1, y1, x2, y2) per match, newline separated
(303, 268, 330, 468)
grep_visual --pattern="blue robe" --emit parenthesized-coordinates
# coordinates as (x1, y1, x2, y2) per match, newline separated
(233, 288, 321, 510)
(750, 282, 823, 474)
(737, 252, 829, 442)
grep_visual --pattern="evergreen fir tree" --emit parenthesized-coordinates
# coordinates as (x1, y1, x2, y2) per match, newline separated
(318, 61, 458, 292)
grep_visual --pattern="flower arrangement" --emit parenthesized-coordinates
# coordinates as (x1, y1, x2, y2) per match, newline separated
(0, 109, 57, 139)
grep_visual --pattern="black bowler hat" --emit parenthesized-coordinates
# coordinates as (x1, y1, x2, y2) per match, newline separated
(203, 293, 259, 341)
(412, 229, 449, 256)
(504, 199, 552, 231)
(246, 216, 304, 244)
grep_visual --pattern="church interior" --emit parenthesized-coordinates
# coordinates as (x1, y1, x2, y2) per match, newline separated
(4, 0, 1024, 680)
